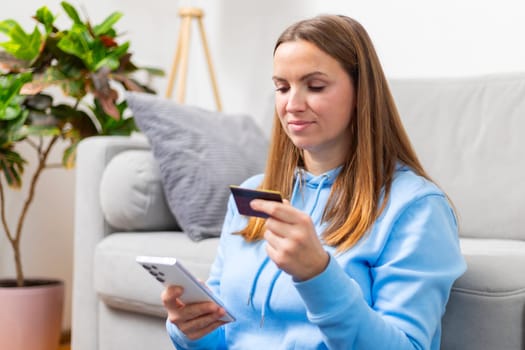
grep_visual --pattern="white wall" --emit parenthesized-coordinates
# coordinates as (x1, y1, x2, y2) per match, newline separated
(2, 0, 525, 332)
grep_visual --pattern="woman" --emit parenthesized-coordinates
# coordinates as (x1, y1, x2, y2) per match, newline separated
(162, 14, 466, 349)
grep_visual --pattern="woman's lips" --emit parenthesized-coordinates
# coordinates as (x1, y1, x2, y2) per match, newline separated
(288, 120, 314, 132)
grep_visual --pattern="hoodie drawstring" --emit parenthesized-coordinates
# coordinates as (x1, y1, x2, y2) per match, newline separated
(291, 169, 302, 201)
(308, 175, 328, 218)
(249, 171, 330, 327)
(246, 175, 302, 309)
(260, 269, 281, 327)
(247, 256, 270, 307)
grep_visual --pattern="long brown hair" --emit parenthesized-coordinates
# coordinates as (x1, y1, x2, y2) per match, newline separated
(238, 15, 430, 252)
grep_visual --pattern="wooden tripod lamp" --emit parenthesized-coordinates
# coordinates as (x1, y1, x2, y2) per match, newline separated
(165, 7, 222, 111)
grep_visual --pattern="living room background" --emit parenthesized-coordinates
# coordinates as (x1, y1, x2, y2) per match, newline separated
(1, 0, 524, 333)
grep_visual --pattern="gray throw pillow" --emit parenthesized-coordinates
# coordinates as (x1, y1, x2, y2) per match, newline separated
(126, 92, 268, 240)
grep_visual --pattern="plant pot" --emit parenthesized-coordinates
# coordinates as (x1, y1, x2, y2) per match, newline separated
(0, 279, 64, 350)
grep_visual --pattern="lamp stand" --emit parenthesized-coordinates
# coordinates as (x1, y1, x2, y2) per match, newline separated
(165, 7, 222, 111)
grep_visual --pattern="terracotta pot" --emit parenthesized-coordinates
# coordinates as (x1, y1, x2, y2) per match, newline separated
(0, 279, 64, 350)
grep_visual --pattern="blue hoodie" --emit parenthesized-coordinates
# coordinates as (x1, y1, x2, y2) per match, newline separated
(167, 165, 466, 350)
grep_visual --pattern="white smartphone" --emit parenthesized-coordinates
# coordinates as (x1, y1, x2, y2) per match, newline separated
(136, 255, 235, 322)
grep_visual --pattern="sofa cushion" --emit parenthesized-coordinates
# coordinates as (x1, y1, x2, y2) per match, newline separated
(389, 74, 525, 240)
(126, 92, 268, 241)
(455, 238, 525, 293)
(100, 150, 179, 231)
(441, 237, 525, 350)
(93, 232, 219, 317)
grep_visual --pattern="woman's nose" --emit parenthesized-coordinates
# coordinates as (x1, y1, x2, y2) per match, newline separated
(286, 88, 306, 113)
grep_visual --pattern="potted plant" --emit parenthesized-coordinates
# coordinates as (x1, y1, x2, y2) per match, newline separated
(0, 2, 161, 349)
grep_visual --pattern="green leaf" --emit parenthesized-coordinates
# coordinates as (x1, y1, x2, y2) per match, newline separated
(12, 108, 29, 129)
(62, 79, 87, 98)
(44, 63, 87, 98)
(0, 19, 16, 35)
(21, 125, 61, 137)
(49, 103, 80, 120)
(0, 20, 42, 61)
(141, 66, 165, 77)
(2, 149, 26, 164)
(0, 161, 18, 188)
(106, 116, 136, 136)
(5, 110, 30, 142)
(0, 42, 21, 56)
(62, 141, 78, 169)
(57, 24, 99, 69)
(93, 12, 123, 36)
(27, 26, 43, 59)
(47, 60, 83, 81)
(92, 56, 119, 72)
(1, 105, 22, 121)
(110, 42, 129, 61)
(1, 20, 27, 43)
(57, 32, 88, 63)
(35, 6, 56, 34)
(50, 104, 98, 138)
(92, 42, 129, 71)
(0, 73, 32, 120)
(1, 163, 22, 188)
(91, 99, 137, 135)
(0, 148, 26, 188)
(60, 1, 83, 25)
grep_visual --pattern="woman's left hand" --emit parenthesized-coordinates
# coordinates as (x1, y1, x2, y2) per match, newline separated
(250, 199, 329, 281)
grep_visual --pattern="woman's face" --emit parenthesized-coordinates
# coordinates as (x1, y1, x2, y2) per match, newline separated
(273, 39, 356, 168)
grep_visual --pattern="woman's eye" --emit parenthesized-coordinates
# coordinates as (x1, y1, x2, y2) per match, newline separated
(275, 86, 289, 93)
(309, 86, 325, 92)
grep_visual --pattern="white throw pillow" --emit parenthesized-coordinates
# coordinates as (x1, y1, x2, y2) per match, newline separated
(99, 150, 179, 231)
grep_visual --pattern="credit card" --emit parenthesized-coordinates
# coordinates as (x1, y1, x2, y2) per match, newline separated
(229, 185, 283, 218)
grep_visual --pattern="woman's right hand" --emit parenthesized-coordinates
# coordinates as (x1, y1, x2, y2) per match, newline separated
(161, 285, 227, 340)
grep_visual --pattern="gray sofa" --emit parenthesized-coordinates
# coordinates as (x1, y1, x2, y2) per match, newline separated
(72, 73, 525, 350)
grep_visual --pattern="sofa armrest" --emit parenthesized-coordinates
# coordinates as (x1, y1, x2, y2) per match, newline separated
(71, 134, 150, 350)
